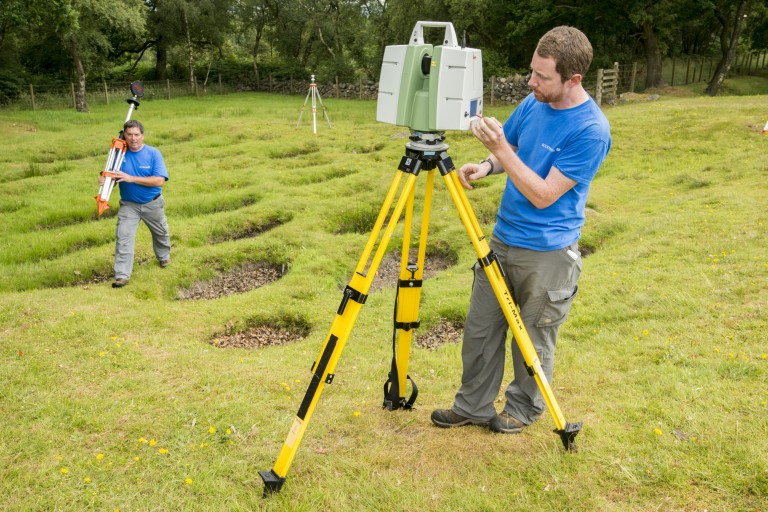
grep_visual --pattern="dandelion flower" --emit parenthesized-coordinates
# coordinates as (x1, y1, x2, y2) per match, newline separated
(353, 411, 361, 417)
(185, 478, 192, 485)
(762, 353, 767, 360)
(60, 468, 69, 474)
(84, 477, 91, 483)
(158, 448, 168, 455)
(149, 439, 156, 446)
(96, 453, 105, 460)
(226, 428, 231, 435)
(99, 351, 105, 357)
(138, 437, 147, 444)
(209, 426, 216, 434)
(642, 329, 649, 336)
(56, 455, 63, 461)
(134, 457, 140, 462)
(654, 428, 663, 436)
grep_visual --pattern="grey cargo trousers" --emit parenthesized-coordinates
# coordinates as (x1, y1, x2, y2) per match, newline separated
(453, 234, 581, 425)
(114, 195, 171, 279)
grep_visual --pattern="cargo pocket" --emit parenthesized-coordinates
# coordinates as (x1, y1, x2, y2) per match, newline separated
(534, 285, 578, 328)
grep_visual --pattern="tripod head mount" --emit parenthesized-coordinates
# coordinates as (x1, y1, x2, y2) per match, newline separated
(406, 130, 449, 152)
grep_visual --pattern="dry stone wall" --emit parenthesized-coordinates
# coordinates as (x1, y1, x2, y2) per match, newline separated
(247, 75, 531, 104)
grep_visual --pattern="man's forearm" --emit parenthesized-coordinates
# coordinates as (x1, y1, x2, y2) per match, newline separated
(495, 147, 561, 209)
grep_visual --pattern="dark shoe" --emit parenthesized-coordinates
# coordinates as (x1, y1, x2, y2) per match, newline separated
(112, 278, 129, 288)
(159, 259, 171, 268)
(431, 409, 489, 428)
(489, 411, 526, 434)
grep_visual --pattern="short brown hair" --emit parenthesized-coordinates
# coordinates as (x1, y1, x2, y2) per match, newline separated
(124, 120, 144, 133)
(536, 26, 593, 82)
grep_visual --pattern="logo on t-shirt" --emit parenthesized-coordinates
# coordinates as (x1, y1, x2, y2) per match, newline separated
(541, 143, 561, 152)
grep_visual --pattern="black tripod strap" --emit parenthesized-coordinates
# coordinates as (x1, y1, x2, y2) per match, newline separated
(382, 282, 419, 410)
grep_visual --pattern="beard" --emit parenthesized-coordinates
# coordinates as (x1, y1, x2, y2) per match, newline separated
(532, 88, 563, 104)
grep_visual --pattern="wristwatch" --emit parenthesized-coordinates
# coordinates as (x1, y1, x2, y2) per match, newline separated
(480, 157, 494, 177)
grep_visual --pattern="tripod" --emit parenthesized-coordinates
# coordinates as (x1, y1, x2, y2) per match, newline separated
(95, 81, 144, 216)
(259, 132, 581, 495)
(296, 74, 331, 134)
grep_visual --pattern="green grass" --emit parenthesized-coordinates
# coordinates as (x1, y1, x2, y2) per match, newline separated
(0, 76, 767, 511)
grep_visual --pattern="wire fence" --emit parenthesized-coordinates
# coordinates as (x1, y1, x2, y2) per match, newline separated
(4, 51, 767, 112)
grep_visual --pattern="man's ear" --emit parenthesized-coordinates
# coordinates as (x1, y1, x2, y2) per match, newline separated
(568, 73, 583, 87)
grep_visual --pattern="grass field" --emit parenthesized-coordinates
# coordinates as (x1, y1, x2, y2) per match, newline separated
(0, 78, 767, 511)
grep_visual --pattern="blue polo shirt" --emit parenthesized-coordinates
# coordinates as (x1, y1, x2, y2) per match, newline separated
(119, 145, 168, 204)
(495, 93, 611, 251)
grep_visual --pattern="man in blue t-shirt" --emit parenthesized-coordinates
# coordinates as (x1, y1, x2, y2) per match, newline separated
(431, 26, 611, 434)
(98, 120, 171, 288)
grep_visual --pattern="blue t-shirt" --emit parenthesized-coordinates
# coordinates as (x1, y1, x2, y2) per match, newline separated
(495, 93, 611, 250)
(119, 145, 168, 204)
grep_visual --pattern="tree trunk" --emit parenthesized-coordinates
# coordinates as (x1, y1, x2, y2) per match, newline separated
(643, 22, 665, 89)
(70, 38, 89, 113)
(705, 0, 749, 96)
(183, 8, 194, 89)
(156, 37, 168, 81)
(252, 26, 263, 86)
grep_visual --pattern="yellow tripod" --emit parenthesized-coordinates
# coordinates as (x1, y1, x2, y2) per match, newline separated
(259, 133, 581, 495)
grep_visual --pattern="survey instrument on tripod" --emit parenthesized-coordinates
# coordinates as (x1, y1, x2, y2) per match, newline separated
(260, 22, 581, 497)
(94, 81, 144, 216)
(296, 74, 331, 134)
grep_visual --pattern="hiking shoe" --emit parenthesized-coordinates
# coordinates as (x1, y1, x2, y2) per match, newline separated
(112, 278, 129, 288)
(159, 259, 171, 268)
(431, 409, 489, 428)
(489, 411, 526, 434)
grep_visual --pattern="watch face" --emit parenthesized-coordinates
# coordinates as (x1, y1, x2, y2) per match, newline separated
(130, 81, 144, 98)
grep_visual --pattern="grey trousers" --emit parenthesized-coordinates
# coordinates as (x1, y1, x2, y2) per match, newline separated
(114, 196, 171, 279)
(453, 235, 581, 425)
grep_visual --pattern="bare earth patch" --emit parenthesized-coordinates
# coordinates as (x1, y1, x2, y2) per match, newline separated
(211, 325, 305, 349)
(415, 320, 463, 349)
(177, 262, 285, 300)
(369, 250, 454, 292)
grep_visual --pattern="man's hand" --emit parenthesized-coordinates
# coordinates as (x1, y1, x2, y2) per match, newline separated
(471, 116, 505, 152)
(113, 170, 133, 183)
(458, 162, 488, 190)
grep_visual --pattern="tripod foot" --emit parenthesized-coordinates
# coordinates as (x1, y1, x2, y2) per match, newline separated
(259, 469, 286, 497)
(554, 422, 582, 452)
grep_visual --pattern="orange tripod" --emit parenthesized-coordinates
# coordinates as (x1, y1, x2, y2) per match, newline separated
(95, 81, 144, 216)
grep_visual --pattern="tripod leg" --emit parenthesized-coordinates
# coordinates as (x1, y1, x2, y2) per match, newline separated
(311, 87, 317, 134)
(438, 160, 581, 451)
(385, 169, 435, 409)
(296, 89, 312, 128)
(316, 92, 332, 128)
(260, 168, 423, 495)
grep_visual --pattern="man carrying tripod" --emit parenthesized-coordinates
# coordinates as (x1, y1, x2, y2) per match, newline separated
(431, 26, 611, 434)
(99, 120, 171, 288)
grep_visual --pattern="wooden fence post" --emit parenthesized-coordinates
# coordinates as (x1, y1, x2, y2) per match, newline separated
(336, 75, 340, 99)
(596, 68, 604, 106)
(166, 79, 171, 100)
(490, 76, 495, 107)
(670, 58, 676, 86)
(103, 80, 109, 104)
(630, 62, 637, 92)
(359, 77, 363, 100)
(30, 84, 36, 111)
(71, 83, 76, 109)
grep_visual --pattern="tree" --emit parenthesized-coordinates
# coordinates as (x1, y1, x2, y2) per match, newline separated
(705, 0, 751, 95)
(44, 0, 145, 112)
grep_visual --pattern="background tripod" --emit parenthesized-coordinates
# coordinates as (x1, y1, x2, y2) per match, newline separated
(296, 74, 331, 134)
(260, 132, 581, 495)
